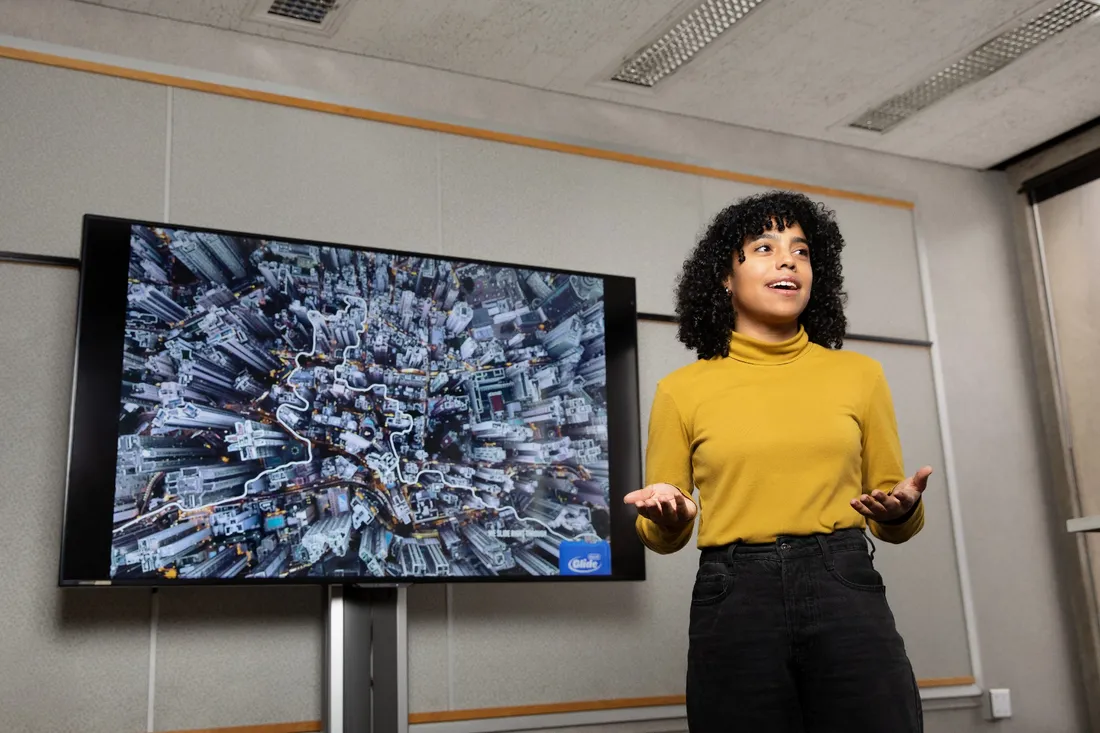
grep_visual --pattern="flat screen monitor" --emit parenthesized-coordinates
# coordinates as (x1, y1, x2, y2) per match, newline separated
(60, 215, 644, 586)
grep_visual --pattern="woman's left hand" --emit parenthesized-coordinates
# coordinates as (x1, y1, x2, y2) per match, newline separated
(850, 466, 933, 523)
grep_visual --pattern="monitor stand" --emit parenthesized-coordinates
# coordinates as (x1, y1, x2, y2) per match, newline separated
(324, 585, 409, 733)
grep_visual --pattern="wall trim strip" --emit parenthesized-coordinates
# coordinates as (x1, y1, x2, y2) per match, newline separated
(0, 250, 81, 268)
(408, 695, 686, 724)
(157, 677, 975, 733)
(0, 45, 914, 212)
(844, 332, 934, 348)
(408, 679, 974, 723)
(916, 676, 978, 688)
(159, 723, 321, 733)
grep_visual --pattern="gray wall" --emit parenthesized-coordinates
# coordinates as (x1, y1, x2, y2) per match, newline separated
(0, 3, 1089, 730)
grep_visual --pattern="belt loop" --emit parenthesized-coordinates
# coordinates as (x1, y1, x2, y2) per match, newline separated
(864, 529, 877, 562)
(725, 542, 739, 565)
(814, 534, 834, 571)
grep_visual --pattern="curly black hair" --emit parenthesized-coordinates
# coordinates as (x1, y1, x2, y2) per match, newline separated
(675, 190, 848, 359)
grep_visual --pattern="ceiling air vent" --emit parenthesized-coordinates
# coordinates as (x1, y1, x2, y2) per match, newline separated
(849, 0, 1100, 133)
(247, 0, 351, 36)
(611, 0, 772, 88)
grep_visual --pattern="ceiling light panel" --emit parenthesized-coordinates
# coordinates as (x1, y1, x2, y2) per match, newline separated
(850, 0, 1100, 133)
(612, 0, 769, 88)
(247, 0, 351, 36)
(267, 0, 338, 25)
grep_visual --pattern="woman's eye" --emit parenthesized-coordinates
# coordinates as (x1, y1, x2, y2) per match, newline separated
(754, 244, 770, 252)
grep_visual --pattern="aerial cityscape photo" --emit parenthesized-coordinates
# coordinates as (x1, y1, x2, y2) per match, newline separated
(110, 225, 613, 580)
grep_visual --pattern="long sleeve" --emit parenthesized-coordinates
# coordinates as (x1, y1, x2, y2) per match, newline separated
(636, 381, 696, 554)
(861, 365, 925, 544)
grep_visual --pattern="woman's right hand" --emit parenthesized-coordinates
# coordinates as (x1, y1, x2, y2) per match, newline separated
(623, 483, 697, 529)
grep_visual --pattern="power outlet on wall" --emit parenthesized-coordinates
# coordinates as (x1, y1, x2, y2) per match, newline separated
(988, 688, 1013, 719)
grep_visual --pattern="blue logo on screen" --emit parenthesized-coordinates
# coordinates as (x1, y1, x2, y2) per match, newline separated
(559, 540, 611, 576)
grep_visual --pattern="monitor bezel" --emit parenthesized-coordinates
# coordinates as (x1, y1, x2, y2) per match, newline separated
(59, 214, 646, 587)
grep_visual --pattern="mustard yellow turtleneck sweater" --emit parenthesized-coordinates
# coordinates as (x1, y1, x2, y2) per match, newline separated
(638, 326, 924, 553)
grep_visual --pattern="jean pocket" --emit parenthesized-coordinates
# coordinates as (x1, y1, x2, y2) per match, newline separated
(827, 549, 887, 593)
(691, 564, 734, 606)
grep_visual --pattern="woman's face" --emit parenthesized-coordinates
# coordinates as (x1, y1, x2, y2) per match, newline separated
(725, 220, 813, 331)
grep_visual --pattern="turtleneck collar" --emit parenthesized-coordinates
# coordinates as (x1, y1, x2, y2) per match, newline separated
(727, 326, 811, 365)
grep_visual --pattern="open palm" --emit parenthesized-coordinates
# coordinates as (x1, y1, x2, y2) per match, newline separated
(851, 466, 932, 522)
(623, 483, 697, 529)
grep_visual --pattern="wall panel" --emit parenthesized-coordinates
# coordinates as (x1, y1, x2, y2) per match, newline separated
(152, 586, 325, 732)
(0, 265, 150, 733)
(169, 90, 440, 254)
(845, 340, 971, 679)
(438, 136, 703, 316)
(0, 58, 165, 256)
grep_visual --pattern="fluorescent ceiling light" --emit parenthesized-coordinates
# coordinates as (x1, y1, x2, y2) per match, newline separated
(850, 0, 1100, 133)
(267, 0, 339, 25)
(248, 0, 350, 36)
(612, 0, 769, 87)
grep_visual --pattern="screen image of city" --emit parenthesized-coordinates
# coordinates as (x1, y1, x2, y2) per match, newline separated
(110, 225, 613, 581)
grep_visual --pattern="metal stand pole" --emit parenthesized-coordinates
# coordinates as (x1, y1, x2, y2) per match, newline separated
(325, 585, 409, 733)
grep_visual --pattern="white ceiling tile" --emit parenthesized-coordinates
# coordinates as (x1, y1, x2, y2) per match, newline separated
(78, 0, 154, 11)
(100, 0, 245, 27)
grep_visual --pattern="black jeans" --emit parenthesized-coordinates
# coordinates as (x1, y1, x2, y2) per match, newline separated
(687, 528, 922, 733)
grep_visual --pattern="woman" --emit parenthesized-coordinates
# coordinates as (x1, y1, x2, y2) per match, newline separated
(624, 190, 931, 732)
